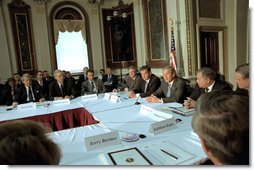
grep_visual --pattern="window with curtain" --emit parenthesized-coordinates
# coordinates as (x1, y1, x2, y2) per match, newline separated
(56, 31, 88, 73)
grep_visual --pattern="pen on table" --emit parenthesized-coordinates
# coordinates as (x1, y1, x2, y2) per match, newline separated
(160, 149, 178, 160)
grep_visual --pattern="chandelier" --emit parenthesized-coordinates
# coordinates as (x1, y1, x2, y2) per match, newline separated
(106, 0, 130, 21)
(88, 0, 103, 6)
(33, 0, 47, 5)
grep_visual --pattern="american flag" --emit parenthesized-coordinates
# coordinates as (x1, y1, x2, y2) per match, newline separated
(170, 23, 177, 71)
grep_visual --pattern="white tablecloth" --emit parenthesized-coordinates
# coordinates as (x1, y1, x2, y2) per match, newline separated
(0, 92, 207, 165)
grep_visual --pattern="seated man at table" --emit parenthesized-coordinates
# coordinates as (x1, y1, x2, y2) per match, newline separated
(13, 73, 45, 106)
(43, 70, 54, 84)
(0, 120, 61, 165)
(81, 69, 106, 95)
(33, 70, 49, 100)
(128, 65, 161, 98)
(0, 77, 13, 106)
(146, 66, 187, 103)
(102, 67, 118, 92)
(13, 73, 22, 88)
(235, 63, 249, 96)
(49, 70, 76, 101)
(76, 66, 89, 95)
(192, 91, 249, 165)
(113, 66, 142, 92)
(183, 67, 232, 109)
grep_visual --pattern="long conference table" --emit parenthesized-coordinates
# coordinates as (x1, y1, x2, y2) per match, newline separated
(0, 92, 206, 165)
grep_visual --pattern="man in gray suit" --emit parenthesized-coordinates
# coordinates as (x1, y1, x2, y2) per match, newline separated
(146, 66, 187, 103)
(114, 66, 142, 92)
(81, 69, 106, 95)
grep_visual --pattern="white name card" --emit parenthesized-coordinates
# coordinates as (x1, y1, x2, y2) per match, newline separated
(109, 95, 121, 103)
(85, 131, 121, 151)
(82, 94, 98, 101)
(52, 99, 70, 106)
(152, 109, 174, 120)
(140, 105, 173, 121)
(104, 93, 111, 100)
(139, 105, 154, 115)
(17, 102, 36, 110)
(149, 118, 176, 135)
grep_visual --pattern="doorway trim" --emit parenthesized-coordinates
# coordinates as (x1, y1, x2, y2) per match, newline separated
(196, 25, 227, 76)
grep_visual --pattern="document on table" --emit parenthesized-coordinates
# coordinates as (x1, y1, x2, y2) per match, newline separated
(141, 141, 194, 165)
(160, 106, 195, 116)
(107, 147, 153, 165)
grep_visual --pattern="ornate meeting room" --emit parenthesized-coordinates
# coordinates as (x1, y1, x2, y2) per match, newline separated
(0, 0, 249, 166)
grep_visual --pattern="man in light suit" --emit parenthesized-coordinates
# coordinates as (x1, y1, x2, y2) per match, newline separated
(81, 69, 106, 95)
(184, 67, 232, 109)
(128, 65, 161, 98)
(13, 73, 45, 106)
(48, 70, 76, 101)
(146, 66, 187, 103)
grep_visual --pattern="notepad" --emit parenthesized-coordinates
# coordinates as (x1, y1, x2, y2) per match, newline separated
(141, 141, 194, 165)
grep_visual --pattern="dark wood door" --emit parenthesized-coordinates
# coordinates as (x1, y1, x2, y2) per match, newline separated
(200, 31, 219, 72)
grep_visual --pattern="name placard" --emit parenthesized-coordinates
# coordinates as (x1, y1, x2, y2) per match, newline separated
(85, 131, 121, 151)
(140, 105, 174, 121)
(17, 102, 36, 110)
(82, 94, 98, 101)
(109, 95, 121, 103)
(139, 105, 154, 115)
(52, 99, 70, 106)
(104, 93, 111, 100)
(152, 109, 174, 120)
(149, 118, 176, 135)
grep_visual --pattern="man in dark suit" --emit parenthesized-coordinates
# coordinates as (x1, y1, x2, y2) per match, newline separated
(13, 73, 45, 105)
(102, 67, 118, 92)
(43, 70, 54, 83)
(184, 67, 232, 109)
(146, 66, 187, 103)
(0, 78, 13, 106)
(48, 70, 76, 101)
(128, 65, 161, 98)
(33, 71, 49, 100)
(13, 73, 22, 88)
(76, 66, 89, 94)
(81, 69, 106, 95)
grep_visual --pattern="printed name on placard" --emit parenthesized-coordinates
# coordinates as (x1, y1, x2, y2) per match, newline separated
(52, 99, 70, 106)
(82, 94, 98, 100)
(149, 118, 176, 135)
(17, 102, 36, 110)
(85, 131, 121, 151)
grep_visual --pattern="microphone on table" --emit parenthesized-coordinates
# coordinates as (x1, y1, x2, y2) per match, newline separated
(134, 95, 141, 105)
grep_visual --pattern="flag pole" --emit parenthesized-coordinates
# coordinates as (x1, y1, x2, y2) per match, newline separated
(169, 18, 177, 74)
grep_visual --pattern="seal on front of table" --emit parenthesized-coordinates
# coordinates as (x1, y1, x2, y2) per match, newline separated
(121, 134, 139, 142)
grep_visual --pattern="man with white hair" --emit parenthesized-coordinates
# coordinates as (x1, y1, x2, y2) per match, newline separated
(49, 70, 76, 100)
(13, 73, 45, 105)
